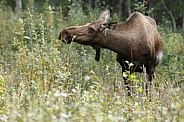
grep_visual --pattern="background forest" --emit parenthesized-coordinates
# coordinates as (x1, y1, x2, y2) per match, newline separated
(0, 0, 183, 121)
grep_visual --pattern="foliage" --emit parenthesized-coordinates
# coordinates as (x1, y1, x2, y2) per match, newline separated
(0, 1, 183, 122)
(1, 0, 184, 30)
(134, 0, 146, 14)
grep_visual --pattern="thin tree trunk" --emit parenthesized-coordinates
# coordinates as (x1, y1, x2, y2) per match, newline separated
(88, 0, 95, 16)
(161, 0, 177, 32)
(88, 0, 95, 10)
(169, 11, 177, 32)
(148, 0, 155, 8)
(148, 0, 156, 17)
(182, 13, 184, 31)
(119, 0, 124, 20)
(127, 0, 131, 16)
(15, 0, 22, 13)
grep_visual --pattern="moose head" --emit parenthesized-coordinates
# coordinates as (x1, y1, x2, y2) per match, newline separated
(59, 10, 117, 46)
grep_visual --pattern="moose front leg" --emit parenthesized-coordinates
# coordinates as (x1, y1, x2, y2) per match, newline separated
(116, 54, 133, 96)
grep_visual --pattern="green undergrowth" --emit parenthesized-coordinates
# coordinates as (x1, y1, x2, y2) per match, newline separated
(0, 3, 183, 122)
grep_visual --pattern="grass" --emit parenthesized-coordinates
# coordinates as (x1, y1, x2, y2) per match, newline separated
(0, 3, 184, 122)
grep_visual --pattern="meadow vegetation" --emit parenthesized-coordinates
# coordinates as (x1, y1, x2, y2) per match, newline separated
(0, 2, 183, 122)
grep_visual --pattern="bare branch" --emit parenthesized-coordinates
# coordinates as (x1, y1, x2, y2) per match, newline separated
(161, 0, 177, 32)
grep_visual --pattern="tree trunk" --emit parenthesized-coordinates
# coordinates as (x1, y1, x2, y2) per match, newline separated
(88, 0, 95, 10)
(148, 0, 155, 8)
(182, 13, 184, 31)
(15, 0, 22, 13)
(127, 0, 131, 15)
(119, 0, 124, 19)
(147, 0, 155, 17)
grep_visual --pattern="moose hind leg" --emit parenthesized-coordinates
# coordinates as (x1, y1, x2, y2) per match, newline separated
(145, 66, 155, 97)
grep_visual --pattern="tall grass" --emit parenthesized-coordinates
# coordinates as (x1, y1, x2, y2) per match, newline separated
(0, 3, 183, 122)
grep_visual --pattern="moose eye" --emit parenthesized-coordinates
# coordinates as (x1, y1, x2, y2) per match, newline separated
(88, 27, 95, 33)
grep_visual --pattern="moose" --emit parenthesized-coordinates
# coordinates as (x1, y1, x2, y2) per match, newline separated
(59, 10, 163, 96)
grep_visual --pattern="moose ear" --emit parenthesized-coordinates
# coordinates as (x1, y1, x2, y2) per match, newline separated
(107, 22, 117, 30)
(100, 21, 117, 32)
(58, 32, 62, 40)
(58, 30, 68, 41)
(98, 10, 110, 22)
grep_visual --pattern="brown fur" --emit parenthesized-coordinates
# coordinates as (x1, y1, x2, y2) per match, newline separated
(59, 10, 163, 96)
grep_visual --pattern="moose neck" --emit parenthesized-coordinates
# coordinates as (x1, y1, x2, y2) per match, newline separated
(96, 27, 129, 54)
